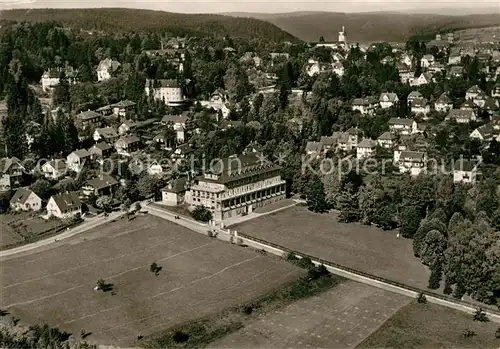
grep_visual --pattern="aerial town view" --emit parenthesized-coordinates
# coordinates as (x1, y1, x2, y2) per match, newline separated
(0, 0, 499, 348)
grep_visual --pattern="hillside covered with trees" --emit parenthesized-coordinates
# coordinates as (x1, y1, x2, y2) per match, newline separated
(226, 11, 500, 43)
(0, 8, 298, 42)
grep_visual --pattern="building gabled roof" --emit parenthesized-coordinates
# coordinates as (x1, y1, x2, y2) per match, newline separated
(112, 100, 136, 108)
(407, 91, 423, 100)
(436, 92, 452, 105)
(448, 109, 475, 119)
(411, 98, 429, 108)
(97, 58, 120, 72)
(76, 110, 101, 120)
(117, 134, 140, 145)
(0, 157, 22, 174)
(10, 188, 39, 205)
(389, 118, 414, 126)
(70, 149, 91, 158)
(50, 191, 81, 211)
(44, 159, 67, 171)
(378, 132, 396, 141)
(379, 92, 398, 102)
(484, 97, 499, 110)
(162, 177, 188, 194)
(474, 123, 493, 138)
(320, 136, 337, 147)
(161, 114, 188, 124)
(460, 100, 476, 109)
(357, 139, 377, 148)
(95, 127, 118, 139)
(90, 142, 112, 152)
(305, 141, 323, 153)
(453, 159, 478, 172)
(400, 151, 425, 161)
(467, 85, 484, 94)
(86, 174, 118, 191)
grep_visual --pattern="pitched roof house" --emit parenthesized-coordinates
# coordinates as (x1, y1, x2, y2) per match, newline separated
(97, 58, 121, 82)
(446, 109, 477, 123)
(47, 192, 82, 219)
(435, 92, 454, 112)
(83, 174, 119, 196)
(10, 188, 42, 212)
(379, 93, 399, 109)
(466, 85, 484, 100)
(67, 149, 91, 173)
(93, 127, 119, 142)
(356, 139, 377, 159)
(377, 132, 396, 148)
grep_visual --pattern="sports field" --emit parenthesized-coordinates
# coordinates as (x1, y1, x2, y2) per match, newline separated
(232, 206, 430, 289)
(0, 215, 303, 346)
(209, 280, 411, 348)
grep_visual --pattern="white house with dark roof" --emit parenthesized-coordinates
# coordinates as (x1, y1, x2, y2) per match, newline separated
(407, 91, 423, 105)
(10, 188, 42, 212)
(470, 124, 493, 141)
(377, 132, 396, 148)
(83, 174, 119, 197)
(93, 127, 119, 143)
(352, 97, 377, 115)
(0, 157, 24, 192)
(305, 141, 323, 157)
(145, 79, 184, 106)
(67, 149, 91, 173)
(41, 159, 67, 180)
(161, 114, 188, 130)
(47, 192, 82, 219)
(379, 93, 399, 109)
(356, 139, 377, 159)
(161, 177, 188, 206)
(472, 91, 487, 108)
(398, 63, 414, 84)
(446, 109, 476, 123)
(420, 54, 435, 68)
(97, 58, 121, 82)
(114, 134, 141, 156)
(410, 98, 431, 117)
(111, 100, 136, 119)
(466, 85, 484, 100)
(453, 159, 478, 184)
(118, 120, 136, 135)
(409, 73, 433, 86)
(435, 92, 454, 112)
(484, 97, 499, 115)
(389, 118, 417, 135)
(395, 151, 426, 176)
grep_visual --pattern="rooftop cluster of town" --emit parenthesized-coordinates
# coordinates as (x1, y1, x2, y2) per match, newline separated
(1, 24, 500, 223)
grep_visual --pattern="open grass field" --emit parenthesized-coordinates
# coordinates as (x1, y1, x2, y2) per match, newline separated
(358, 302, 500, 348)
(208, 280, 411, 349)
(231, 206, 430, 289)
(0, 215, 303, 347)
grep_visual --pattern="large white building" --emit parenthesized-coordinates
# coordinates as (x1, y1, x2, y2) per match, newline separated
(145, 79, 184, 106)
(185, 154, 286, 222)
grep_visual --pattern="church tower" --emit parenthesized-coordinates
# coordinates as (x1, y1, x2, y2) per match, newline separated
(338, 26, 346, 43)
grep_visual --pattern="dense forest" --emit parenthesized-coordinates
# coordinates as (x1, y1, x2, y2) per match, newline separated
(0, 8, 298, 42)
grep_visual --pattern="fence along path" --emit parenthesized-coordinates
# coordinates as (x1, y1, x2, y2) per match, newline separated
(223, 229, 500, 323)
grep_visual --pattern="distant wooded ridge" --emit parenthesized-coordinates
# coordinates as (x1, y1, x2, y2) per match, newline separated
(0, 8, 298, 42)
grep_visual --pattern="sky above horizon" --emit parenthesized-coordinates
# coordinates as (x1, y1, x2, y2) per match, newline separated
(0, 0, 498, 14)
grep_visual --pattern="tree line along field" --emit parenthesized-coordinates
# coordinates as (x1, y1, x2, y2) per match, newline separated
(0, 215, 303, 347)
